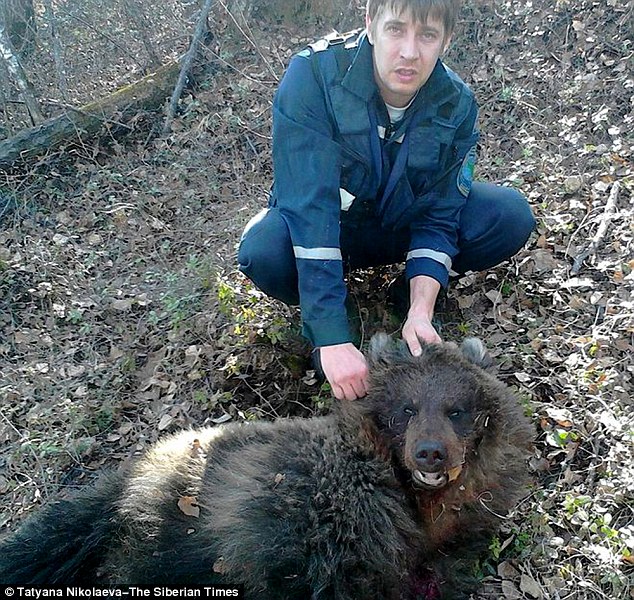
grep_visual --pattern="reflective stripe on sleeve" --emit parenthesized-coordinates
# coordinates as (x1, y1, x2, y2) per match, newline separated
(293, 246, 343, 260)
(406, 249, 453, 270)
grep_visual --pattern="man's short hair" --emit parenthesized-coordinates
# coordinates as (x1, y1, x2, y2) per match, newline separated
(366, 0, 461, 38)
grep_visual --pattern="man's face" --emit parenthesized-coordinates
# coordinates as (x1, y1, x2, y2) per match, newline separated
(366, 7, 450, 107)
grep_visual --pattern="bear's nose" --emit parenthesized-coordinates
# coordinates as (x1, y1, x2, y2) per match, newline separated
(414, 441, 447, 469)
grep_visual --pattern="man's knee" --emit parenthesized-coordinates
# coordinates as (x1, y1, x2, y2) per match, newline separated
(498, 186, 536, 244)
(237, 208, 299, 305)
(463, 182, 534, 244)
(456, 183, 535, 272)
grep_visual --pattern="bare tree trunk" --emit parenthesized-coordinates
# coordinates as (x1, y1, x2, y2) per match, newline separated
(1, 0, 36, 56)
(0, 16, 43, 125)
(41, 0, 68, 102)
(163, 0, 216, 135)
(0, 62, 12, 137)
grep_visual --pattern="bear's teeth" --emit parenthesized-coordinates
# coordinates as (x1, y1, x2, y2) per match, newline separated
(413, 470, 446, 488)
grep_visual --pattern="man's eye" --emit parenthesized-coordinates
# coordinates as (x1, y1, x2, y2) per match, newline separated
(420, 32, 437, 41)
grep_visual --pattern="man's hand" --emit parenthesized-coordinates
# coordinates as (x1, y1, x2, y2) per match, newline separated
(402, 275, 442, 356)
(402, 314, 441, 356)
(318, 343, 369, 401)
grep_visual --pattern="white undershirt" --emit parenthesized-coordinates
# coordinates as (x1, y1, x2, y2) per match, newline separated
(385, 103, 407, 124)
(385, 93, 417, 124)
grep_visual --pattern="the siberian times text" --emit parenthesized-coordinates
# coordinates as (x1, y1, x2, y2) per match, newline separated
(1, 587, 243, 599)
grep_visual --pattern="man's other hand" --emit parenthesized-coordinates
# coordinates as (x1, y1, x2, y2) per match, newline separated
(319, 343, 369, 401)
(403, 275, 442, 356)
(402, 314, 442, 357)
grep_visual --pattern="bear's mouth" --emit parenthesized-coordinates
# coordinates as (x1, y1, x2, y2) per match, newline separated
(412, 465, 463, 490)
(412, 470, 447, 489)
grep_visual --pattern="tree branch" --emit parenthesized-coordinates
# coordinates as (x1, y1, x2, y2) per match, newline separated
(571, 181, 621, 275)
(162, 0, 216, 135)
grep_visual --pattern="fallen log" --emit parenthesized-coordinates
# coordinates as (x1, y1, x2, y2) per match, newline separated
(0, 59, 181, 167)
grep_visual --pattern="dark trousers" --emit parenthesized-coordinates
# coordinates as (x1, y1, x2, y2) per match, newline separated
(238, 182, 535, 306)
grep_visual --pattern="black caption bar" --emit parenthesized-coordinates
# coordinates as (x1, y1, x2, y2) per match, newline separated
(0, 586, 244, 599)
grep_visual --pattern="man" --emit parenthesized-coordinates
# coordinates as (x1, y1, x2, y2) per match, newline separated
(238, 0, 535, 401)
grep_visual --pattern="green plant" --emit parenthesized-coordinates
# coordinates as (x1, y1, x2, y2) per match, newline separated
(546, 427, 579, 448)
(457, 321, 471, 335)
(311, 381, 333, 411)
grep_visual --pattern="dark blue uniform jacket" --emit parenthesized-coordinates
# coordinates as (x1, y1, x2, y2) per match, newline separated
(270, 31, 479, 347)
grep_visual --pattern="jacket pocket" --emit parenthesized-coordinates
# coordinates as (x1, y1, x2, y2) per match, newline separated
(408, 119, 456, 172)
(339, 144, 372, 204)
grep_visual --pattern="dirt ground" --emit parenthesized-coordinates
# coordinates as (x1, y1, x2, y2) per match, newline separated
(0, 0, 632, 598)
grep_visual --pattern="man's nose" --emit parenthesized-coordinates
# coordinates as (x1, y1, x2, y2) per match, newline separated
(400, 34, 419, 60)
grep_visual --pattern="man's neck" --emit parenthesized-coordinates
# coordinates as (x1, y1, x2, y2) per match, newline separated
(384, 91, 418, 123)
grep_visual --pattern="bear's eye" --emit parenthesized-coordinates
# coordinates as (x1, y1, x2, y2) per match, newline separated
(403, 406, 417, 417)
(448, 409, 463, 420)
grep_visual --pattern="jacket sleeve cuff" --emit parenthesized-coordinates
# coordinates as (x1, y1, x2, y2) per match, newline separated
(406, 257, 450, 288)
(302, 315, 352, 347)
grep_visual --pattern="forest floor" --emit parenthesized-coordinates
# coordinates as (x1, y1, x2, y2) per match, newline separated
(0, 0, 632, 598)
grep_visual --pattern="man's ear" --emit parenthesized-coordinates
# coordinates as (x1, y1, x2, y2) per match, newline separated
(366, 13, 374, 44)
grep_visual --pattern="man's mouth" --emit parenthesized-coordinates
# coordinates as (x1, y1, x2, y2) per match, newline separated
(395, 68, 418, 82)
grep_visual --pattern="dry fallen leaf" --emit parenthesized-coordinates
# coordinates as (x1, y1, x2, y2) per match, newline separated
(501, 579, 522, 599)
(111, 298, 132, 311)
(447, 465, 463, 482)
(158, 414, 174, 431)
(497, 560, 519, 580)
(177, 496, 200, 518)
(520, 573, 544, 599)
(545, 407, 574, 428)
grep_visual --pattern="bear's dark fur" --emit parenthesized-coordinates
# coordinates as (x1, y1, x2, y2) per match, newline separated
(0, 335, 533, 598)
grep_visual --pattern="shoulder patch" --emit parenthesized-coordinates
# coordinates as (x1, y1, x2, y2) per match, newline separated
(307, 29, 362, 54)
(309, 39, 330, 53)
(457, 146, 477, 197)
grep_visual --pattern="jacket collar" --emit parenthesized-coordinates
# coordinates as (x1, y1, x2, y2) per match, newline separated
(341, 32, 377, 101)
(341, 31, 461, 111)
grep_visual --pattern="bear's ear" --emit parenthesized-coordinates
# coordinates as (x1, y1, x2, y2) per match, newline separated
(368, 332, 409, 366)
(460, 338, 493, 369)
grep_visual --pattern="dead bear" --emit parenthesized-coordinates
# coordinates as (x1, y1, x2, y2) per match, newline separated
(0, 334, 533, 599)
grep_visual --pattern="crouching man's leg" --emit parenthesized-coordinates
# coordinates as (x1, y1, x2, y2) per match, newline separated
(454, 182, 535, 274)
(237, 208, 299, 305)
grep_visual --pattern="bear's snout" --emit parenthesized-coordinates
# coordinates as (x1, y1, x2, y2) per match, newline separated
(414, 440, 447, 471)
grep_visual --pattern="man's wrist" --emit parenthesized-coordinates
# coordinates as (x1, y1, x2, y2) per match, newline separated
(408, 275, 440, 318)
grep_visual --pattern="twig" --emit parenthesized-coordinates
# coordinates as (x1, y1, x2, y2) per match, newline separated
(162, 0, 216, 135)
(570, 181, 621, 275)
